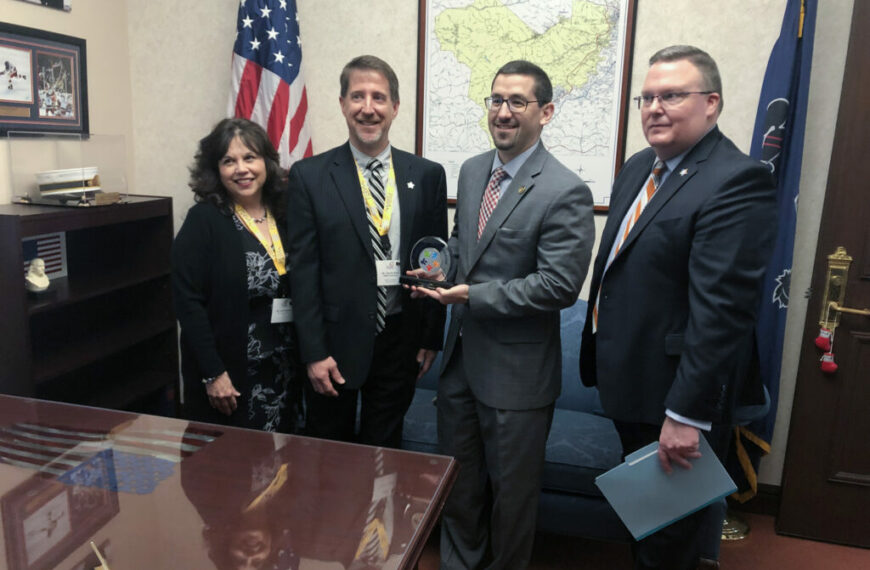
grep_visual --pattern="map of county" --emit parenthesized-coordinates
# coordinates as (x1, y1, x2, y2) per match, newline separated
(422, 0, 632, 205)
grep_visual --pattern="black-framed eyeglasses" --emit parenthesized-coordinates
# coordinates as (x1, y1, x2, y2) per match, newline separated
(484, 95, 540, 112)
(633, 91, 714, 109)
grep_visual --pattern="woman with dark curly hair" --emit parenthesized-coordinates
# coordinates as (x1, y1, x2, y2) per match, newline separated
(172, 118, 302, 432)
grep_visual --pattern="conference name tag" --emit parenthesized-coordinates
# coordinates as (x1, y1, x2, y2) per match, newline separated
(376, 259, 401, 287)
(271, 298, 293, 323)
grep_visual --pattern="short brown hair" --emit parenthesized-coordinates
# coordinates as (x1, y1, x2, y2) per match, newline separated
(649, 45, 723, 113)
(492, 60, 553, 105)
(340, 55, 399, 102)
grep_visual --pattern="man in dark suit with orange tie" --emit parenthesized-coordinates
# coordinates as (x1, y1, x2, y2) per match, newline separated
(580, 45, 777, 569)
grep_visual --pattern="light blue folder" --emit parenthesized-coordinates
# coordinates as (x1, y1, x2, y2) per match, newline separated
(594, 435, 736, 540)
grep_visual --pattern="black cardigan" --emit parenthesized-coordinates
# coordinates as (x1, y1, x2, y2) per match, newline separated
(172, 202, 284, 417)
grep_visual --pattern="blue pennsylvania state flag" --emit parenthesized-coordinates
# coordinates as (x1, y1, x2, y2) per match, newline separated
(733, 0, 817, 501)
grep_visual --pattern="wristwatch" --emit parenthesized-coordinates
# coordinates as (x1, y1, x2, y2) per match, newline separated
(202, 375, 220, 385)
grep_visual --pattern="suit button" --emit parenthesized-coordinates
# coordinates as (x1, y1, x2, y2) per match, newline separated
(368, 313, 375, 320)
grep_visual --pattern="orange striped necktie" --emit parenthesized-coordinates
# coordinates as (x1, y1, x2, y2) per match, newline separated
(612, 159, 666, 258)
(592, 159, 666, 332)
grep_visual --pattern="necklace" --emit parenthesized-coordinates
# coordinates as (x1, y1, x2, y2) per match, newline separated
(251, 209, 267, 223)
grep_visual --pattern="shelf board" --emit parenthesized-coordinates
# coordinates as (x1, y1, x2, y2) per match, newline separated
(27, 271, 170, 315)
(0, 195, 172, 238)
(32, 319, 175, 383)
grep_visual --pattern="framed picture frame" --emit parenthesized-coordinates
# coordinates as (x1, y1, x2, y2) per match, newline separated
(14, 0, 72, 12)
(0, 22, 88, 135)
(2, 450, 119, 570)
(415, 0, 637, 209)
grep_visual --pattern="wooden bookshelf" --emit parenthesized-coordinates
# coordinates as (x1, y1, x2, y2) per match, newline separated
(0, 196, 178, 412)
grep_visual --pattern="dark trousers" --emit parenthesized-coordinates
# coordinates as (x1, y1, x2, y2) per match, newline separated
(303, 313, 419, 448)
(437, 341, 554, 570)
(613, 420, 731, 570)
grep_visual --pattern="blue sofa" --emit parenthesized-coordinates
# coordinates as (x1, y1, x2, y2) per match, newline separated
(401, 298, 631, 541)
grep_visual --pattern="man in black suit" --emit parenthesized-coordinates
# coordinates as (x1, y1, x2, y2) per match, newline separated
(580, 45, 777, 569)
(286, 55, 447, 448)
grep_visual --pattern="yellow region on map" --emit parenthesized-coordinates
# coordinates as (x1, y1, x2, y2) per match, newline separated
(435, 0, 610, 134)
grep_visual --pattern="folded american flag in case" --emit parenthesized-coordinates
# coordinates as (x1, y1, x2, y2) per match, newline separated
(22, 232, 67, 278)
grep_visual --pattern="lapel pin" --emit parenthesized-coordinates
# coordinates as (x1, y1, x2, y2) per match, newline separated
(406, 181, 415, 189)
(518, 186, 527, 194)
(679, 168, 688, 176)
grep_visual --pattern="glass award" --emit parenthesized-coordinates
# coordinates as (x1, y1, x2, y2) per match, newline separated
(400, 236, 454, 289)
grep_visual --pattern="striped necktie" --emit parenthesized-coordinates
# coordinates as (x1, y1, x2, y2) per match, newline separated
(477, 167, 507, 239)
(353, 447, 392, 564)
(366, 158, 390, 334)
(592, 159, 666, 332)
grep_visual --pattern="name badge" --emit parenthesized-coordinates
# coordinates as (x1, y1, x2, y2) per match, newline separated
(376, 259, 401, 287)
(271, 298, 293, 323)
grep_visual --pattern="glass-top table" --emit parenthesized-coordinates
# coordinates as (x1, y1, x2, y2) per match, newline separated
(0, 395, 456, 569)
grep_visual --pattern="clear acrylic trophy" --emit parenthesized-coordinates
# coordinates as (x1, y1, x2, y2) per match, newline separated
(400, 236, 454, 289)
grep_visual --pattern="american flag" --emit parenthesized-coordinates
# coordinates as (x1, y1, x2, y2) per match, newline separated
(229, 0, 313, 169)
(22, 232, 67, 278)
(0, 422, 220, 495)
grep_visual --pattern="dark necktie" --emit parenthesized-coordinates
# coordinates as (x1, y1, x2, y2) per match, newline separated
(366, 159, 389, 334)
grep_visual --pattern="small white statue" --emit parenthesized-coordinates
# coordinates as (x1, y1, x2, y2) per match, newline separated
(25, 258, 50, 292)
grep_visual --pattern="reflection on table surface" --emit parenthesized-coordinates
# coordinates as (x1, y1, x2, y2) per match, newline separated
(0, 395, 456, 570)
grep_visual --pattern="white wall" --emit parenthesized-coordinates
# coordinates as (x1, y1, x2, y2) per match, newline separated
(1, 0, 855, 487)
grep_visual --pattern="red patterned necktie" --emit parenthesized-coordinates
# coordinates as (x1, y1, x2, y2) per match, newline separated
(477, 167, 508, 239)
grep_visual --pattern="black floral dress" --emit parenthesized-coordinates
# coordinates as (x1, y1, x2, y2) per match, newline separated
(234, 214, 303, 433)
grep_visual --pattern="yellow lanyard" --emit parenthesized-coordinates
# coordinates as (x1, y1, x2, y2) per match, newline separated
(234, 203, 287, 275)
(355, 156, 397, 236)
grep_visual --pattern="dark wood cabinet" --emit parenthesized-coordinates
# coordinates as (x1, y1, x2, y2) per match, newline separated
(0, 196, 178, 412)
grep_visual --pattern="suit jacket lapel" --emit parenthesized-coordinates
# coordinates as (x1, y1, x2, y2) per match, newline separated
(598, 153, 655, 267)
(615, 164, 695, 256)
(393, 151, 418, 269)
(611, 128, 722, 261)
(330, 143, 372, 259)
(461, 150, 495, 270)
(467, 145, 545, 272)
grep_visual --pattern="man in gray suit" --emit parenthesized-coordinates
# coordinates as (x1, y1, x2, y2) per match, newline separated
(412, 61, 594, 569)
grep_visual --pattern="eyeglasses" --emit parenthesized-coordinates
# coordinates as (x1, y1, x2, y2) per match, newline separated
(633, 91, 714, 109)
(484, 95, 540, 112)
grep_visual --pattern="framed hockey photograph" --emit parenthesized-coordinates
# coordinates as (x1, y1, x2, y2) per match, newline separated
(0, 22, 88, 135)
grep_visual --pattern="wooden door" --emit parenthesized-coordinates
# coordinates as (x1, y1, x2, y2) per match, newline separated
(777, 0, 870, 547)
